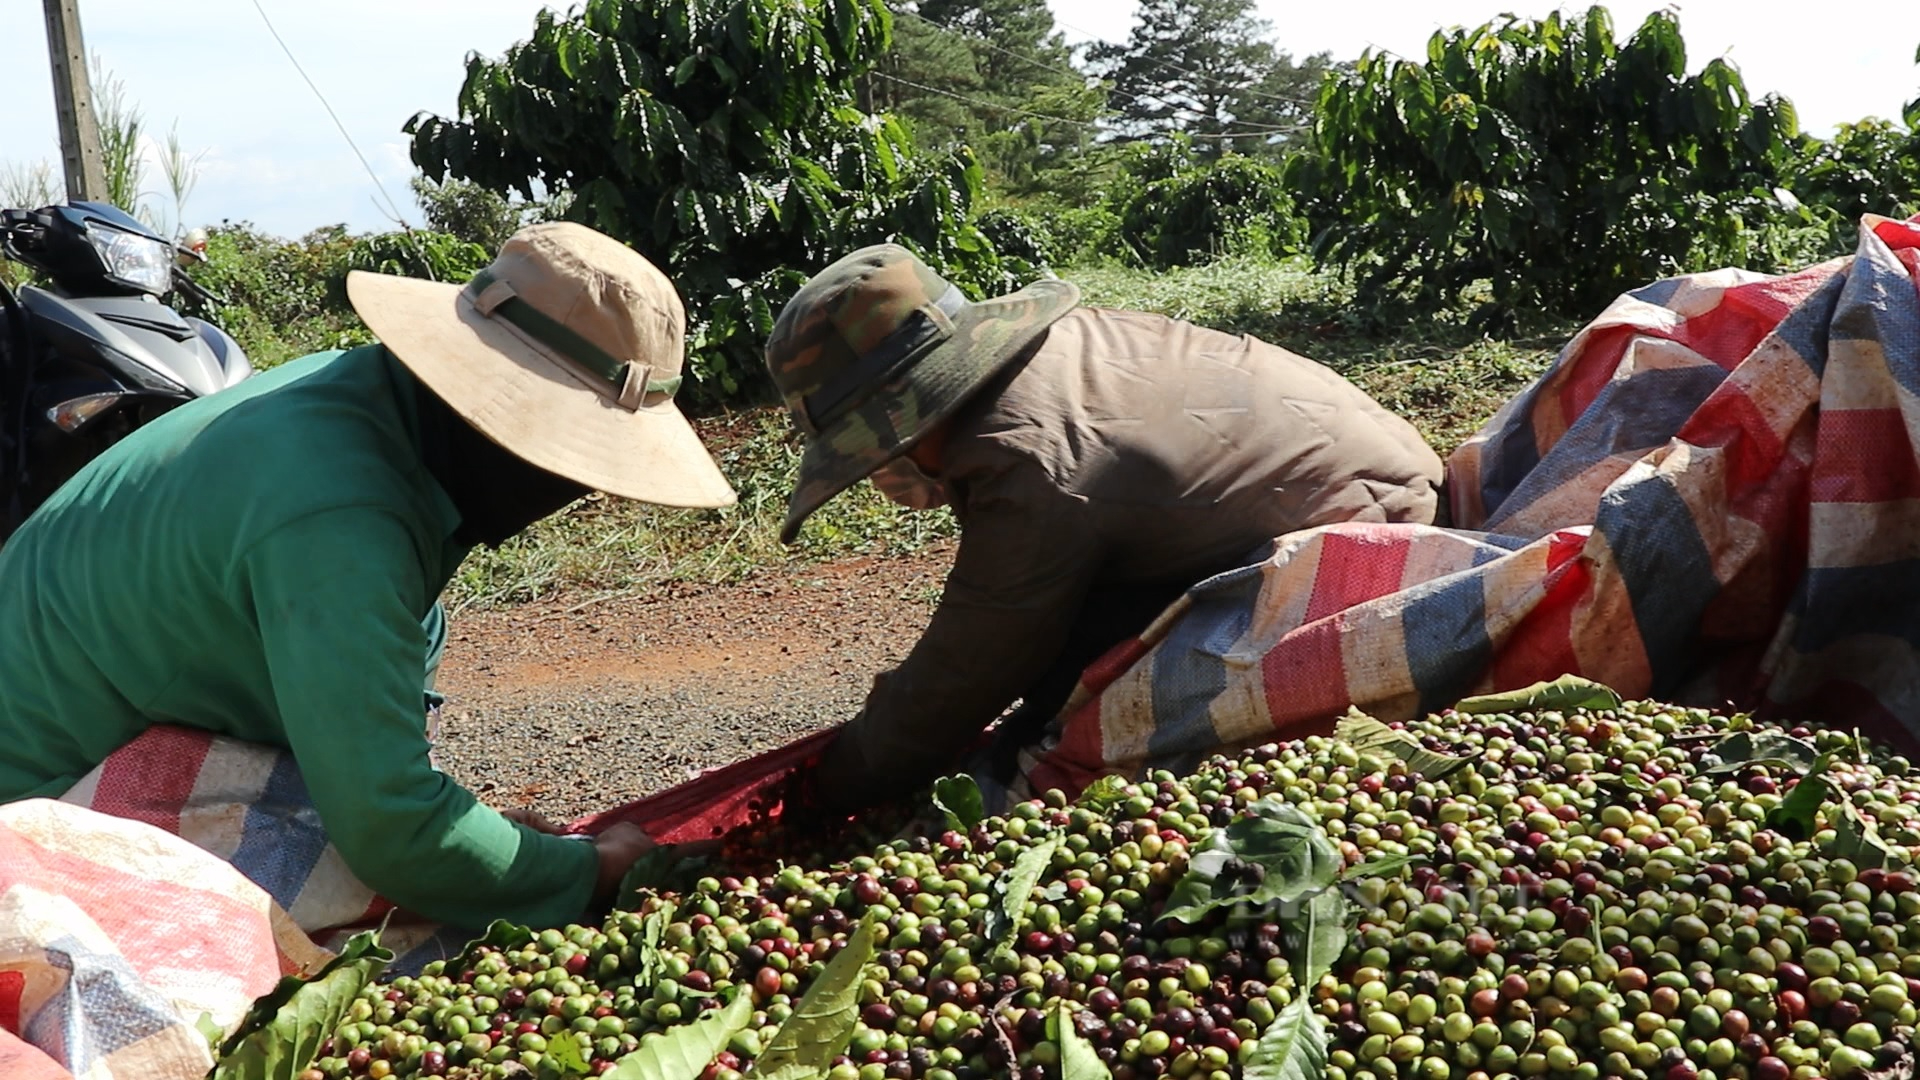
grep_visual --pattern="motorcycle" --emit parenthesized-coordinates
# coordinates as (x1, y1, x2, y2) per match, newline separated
(0, 201, 252, 542)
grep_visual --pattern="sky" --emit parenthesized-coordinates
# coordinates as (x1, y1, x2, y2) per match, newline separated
(1, 0, 1914, 239)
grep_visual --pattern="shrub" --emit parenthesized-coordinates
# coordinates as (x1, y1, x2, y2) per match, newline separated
(411, 177, 543, 251)
(988, 203, 1123, 267)
(342, 230, 491, 286)
(1786, 118, 1920, 247)
(1116, 152, 1304, 269)
(185, 224, 491, 370)
(185, 223, 367, 368)
(1287, 7, 1802, 318)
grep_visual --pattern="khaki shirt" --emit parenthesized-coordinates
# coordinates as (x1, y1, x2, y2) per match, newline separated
(816, 308, 1444, 803)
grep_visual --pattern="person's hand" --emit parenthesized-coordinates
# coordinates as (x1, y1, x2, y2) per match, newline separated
(500, 807, 565, 835)
(591, 823, 657, 901)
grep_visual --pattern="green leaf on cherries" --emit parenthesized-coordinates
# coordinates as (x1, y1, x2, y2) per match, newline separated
(1281, 886, 1351, 989)
(931, 774, 986, 832)
(453, 919, 536, 970)
(210, 930, 393, 1080)
(753, 918, 880, 1078)
(1160, 800, 1340, 927)
(1254, 867, 1351, 1080)
(1766, 753, 1837, 839)
(1451, 674, 1622, 714)
(1075, 774, 1130, 815)
(1832, 801, 1905, 870)
(1588, 771, 1653, 795)
(1700, 730, 1822, 776)
(1048, 999, 1113, 1080)
(1333, 710, 1475, 782)
(1241, 995, 1329, 1080)
(633, 902, 679, 992)
(545, 1029, 594, 1076)
(605, 990, 753, 1080)
(987, 834, 1064, 953)
(1337, 851, 1422, 882)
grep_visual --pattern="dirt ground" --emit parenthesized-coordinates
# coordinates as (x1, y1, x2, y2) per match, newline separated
(431, 543, 955, 822)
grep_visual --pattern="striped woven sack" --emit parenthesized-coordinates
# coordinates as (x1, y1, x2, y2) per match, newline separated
(0, 798, 331, 1080)
(59, 723, 470, 970)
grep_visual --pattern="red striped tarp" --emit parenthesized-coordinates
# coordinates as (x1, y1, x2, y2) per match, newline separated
(1014, 213, 1920, 797)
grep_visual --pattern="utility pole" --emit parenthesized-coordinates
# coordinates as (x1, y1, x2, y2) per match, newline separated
(42, 0, 107, 203)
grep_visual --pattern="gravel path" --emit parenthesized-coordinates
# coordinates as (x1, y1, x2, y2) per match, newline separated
(431, 545, 952, 822)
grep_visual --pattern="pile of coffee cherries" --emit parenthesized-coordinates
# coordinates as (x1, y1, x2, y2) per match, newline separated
(301, 701, 1920, 1080)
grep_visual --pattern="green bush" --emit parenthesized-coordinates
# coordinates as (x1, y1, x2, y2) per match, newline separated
(1786, 118, 1920, 247)
(1116, 152, 1304, 269)
(972, 207, 1054, 268)
(186, 223, 368, 368)
(342, 230, 491, 286)
(985, 203, 1121, 267)
(412, 176, 542, 251)
(1683, 187, 1848, 275)
(184, 224, 493, 370)
(1288, 6, 1803, 319)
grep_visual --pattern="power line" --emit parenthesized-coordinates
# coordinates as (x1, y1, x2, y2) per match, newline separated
(1049, 14, 1320, 111)
(871, 71, 1294, 141)
(247, 0, 412, 228)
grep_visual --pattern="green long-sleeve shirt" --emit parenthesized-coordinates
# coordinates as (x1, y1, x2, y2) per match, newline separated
(0, 345, 595, 927)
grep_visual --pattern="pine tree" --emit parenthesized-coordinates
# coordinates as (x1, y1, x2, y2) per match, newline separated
(880, 0, 1104, 189)
(1087, 0, 1327, 156)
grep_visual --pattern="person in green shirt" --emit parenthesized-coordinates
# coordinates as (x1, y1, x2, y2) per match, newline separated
(0, 222, 736, 929)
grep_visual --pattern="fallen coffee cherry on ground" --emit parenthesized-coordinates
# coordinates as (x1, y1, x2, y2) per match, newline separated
(299, 700, 1920, 1080)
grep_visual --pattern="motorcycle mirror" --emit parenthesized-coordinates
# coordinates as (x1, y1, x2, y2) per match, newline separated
(175, 227, 209, 267)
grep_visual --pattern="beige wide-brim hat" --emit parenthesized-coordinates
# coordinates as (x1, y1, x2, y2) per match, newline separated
(346, 222, 735, 509)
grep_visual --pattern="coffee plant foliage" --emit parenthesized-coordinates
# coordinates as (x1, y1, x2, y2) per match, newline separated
(1287, 6, 1803, 319)
(405, 0, 1040, 404)
(411, 176, 545, 252)
(1786, 117, 1920, 238)
(1113, 144, 1305, 269)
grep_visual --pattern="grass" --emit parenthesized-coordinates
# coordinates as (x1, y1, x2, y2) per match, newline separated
(446, 410, 959, 611)
(1067, 256, 1574, 452)
(445, 257, 1573, 610)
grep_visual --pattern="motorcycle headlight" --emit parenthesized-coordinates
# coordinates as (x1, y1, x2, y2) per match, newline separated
(83, 221, 173, 294)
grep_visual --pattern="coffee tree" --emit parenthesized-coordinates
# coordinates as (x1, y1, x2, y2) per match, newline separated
(1287, 7, 1801, 319)
(406, 0, 1036, 402)
(1788, 118, 1920, 235)
(1114, 148, 1304, 269)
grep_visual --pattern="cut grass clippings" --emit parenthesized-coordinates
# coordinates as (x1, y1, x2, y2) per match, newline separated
(446, 257, 1571, 610)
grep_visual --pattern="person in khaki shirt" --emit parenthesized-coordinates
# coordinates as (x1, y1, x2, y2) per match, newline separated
(766, 245, 1443, 811)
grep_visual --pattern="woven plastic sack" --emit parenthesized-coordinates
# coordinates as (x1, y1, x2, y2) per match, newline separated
(0, 798, 330, 1080)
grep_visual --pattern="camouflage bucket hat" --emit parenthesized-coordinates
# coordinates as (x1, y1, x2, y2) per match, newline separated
(765, 244, 1080, 544)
